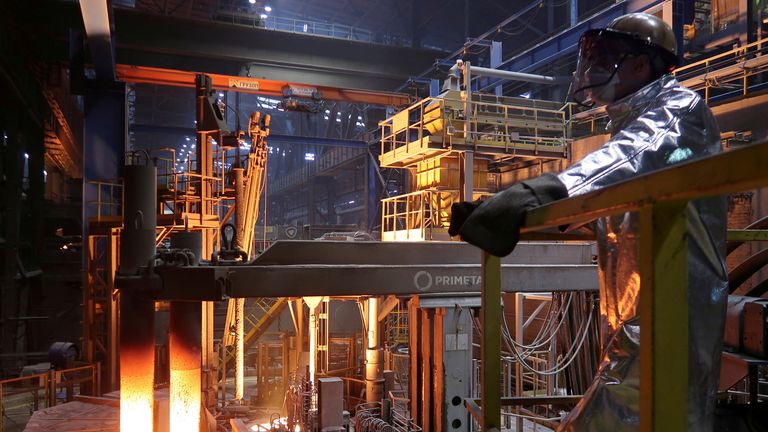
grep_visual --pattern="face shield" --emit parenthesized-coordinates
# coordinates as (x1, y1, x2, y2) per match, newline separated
(571, 29, 637, 108)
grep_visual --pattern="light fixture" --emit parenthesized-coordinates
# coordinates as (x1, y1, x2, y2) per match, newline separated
(260, 13, 268, 19)
(218, 93, 224, 98)
(248, 0, 256, 4)
(264, 5, 272, 12)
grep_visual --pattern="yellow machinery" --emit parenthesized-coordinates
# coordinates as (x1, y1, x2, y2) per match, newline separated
(379, 65, 573, 241)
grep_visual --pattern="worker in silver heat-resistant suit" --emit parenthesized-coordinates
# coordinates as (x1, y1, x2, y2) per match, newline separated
(449, 13, 727, 432)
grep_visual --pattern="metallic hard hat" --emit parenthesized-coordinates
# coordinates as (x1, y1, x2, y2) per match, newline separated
(606, 13, 678, 66)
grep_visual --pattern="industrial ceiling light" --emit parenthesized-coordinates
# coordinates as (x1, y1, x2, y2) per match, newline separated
(260, 13, 268, 19)
(248, 0, 256, 4)
(264, 5, 272, 12)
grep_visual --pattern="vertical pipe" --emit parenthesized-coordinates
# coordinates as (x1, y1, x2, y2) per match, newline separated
(169, 232, 203, 432)
(119, 164, 157, 432)
(514, 293, 524, 431)
(234, 298, 245, 400)
(461, 61, 474, 203)
(304, 297, 323, 387)
(232, 165, 246, 402)
(233, 167, 245, 251)
(296, 299, 305, 367)
(365, 297, 383, 403)
(309, 306, 317, 385)
(570, 0, 578, 27)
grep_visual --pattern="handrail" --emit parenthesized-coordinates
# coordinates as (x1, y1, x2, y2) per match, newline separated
(675, 35, 768, 75)
(475, 140, 768, 432)
(524, 141, 768, 230)
(0, 364, 100, 432)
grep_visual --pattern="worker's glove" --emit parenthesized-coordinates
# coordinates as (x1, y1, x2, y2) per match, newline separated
(447, 200, 483, 237)
(450, 174, 568, 257)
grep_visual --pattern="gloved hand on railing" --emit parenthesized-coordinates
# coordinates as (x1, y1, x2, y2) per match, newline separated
(449, 173, 568, 257)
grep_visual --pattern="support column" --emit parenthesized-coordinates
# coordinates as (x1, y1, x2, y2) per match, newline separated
(442, 306, 472, 432)
(570, 0, 578, 26)
(420, 308, 432, 432)
(365, 297, 384, 403)
(304, 296, 324, 386)
(481, 251, 501, 431)
(0, 112, 21, 371)
(514, 293, 524, 432)
(490, 41, 503, 97)
(433, 308, 444, 432)
(408, 296, 420, 423)
(82, 84, 126, 391)
(463, 151, 474, 202)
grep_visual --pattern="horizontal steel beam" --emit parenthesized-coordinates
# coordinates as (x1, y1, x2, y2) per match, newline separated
(471, 396, 583, 406)
(150, 241, 597, 300)
(726, 229, 768, 242)
(153, 263, 596, 300)
(497, 0, 662, 74)
(131, 124, 368, 149)
(112, 8, 445, 92)
(117, 65, 411, 106)
(467, 64, 570, 85)
(251, 240, 595, 266)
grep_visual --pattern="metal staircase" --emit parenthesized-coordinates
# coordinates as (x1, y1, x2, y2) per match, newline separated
(222, 297, 288, 370)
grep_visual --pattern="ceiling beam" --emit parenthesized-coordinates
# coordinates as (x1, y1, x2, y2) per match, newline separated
(113, 7, 447, 92)
(80, 0, 116, 80)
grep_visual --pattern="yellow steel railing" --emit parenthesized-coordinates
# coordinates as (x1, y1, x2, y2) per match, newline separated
(471, 140, 768, 432)
(674, 35, 768, 102)
(381, 189, 494, 241)
(86, 181, 123, 222)
(379, 94, 570, 167)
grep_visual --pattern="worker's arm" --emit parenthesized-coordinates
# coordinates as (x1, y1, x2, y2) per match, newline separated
(558, 94, 719, 197)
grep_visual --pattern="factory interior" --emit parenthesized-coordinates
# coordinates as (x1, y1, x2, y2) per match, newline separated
(2, 0, 768, 431)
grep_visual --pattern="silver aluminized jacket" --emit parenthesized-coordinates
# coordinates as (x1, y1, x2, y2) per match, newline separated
(557, 75, 728, 431)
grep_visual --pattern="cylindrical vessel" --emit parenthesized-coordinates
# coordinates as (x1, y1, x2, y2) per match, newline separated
(169, 231, 203, 431)
(119, 164, 157, 432)
(170, 301, 202, 432)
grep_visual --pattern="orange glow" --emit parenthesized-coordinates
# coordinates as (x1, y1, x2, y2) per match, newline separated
(170, 334, 201, 432)
(120, 345, 155, 431)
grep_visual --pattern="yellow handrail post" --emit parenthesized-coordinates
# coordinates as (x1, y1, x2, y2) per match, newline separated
(481, 251, 501, 431)
(639, 202, 689, 432)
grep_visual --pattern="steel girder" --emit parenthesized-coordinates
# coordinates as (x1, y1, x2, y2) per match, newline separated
(141, 241, 598, 300)
(112, 8, 447, 92)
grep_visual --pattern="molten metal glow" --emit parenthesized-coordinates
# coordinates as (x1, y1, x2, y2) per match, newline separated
(170, 367, 200, 432)
(170, 314, 201, 432)
(120, 345, 155, 431)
